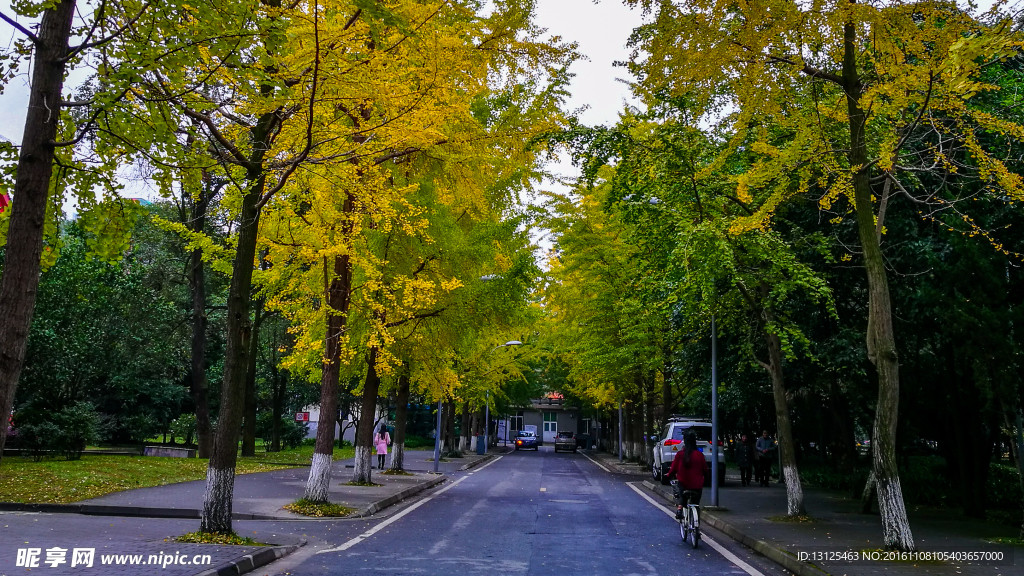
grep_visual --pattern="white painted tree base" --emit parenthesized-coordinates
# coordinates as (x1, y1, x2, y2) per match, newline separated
(200, 466, 235, 533)
(304, 452, 333, 502)
(877, 474, 915, 550)
(783, 465, 806, 516)
(352, 445, 373, 484)
(389, 444, 405, 471)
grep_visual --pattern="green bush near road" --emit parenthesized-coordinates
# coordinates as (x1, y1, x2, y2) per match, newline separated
(799, 456, 1023, 525)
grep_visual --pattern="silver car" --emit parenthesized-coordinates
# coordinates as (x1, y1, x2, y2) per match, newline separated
(651, 418, 726, 486)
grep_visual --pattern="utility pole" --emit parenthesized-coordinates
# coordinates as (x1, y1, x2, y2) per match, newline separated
(711, 315, 720, 507)
(484, 390, 489, 455)
(432, 400, 443, 474)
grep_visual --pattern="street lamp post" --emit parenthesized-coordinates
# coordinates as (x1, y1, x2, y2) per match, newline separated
(485, 341, 523, 456)
(711, 315, 720, 507)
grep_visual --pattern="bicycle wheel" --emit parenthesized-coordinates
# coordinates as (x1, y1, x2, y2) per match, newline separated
(688, 507, 700, 549)
(678, 516, 687, 544)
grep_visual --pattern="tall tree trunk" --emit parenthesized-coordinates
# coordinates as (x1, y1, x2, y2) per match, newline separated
(305, 253, 351, 500)
(661, 368, 673, 429)
(241, 302, 263, 457)
(843, 16, 914, 551)
(389, 368, 410, 472)
(442, 400, 456, 456)
(200, 135, 270, 533)
(188, 216, 214, 459)
(827, 378, 857, 473)
(460, 401, 471, 453)
(0, 0, 77, 464)
(352, 346, 382, 484)
(270, 364, 284, 453)
(762, 305, 806, 516)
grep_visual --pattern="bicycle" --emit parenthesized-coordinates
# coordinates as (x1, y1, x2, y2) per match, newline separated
(671, 481, 700, 548)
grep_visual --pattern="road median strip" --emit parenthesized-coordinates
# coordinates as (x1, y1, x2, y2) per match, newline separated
(639, 480, 830, 576)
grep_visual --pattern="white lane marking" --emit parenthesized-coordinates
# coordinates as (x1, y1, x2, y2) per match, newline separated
(317, 476, 469, 554)
(625, 482, 766, 576)
(580, 451, 610, 473)
(473, 454, 503, 472)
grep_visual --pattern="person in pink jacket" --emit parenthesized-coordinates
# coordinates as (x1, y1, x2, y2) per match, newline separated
(373, 423, 391, 470)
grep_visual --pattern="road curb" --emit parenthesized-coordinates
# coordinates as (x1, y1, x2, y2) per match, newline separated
(193, 540, 305, 576)
(639, 480, 830, 576)
(458, 454, 495, 471)
(353, 474, 446, 518)
(0, 502, 290, 521)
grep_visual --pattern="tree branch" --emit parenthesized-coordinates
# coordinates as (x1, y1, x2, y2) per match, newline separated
(0, 11, 38, 44)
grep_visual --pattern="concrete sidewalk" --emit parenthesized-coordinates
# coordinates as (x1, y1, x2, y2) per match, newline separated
(636, 467, 1019, 576)
(0, 513, 304, 576)
(72, 451, 494, 520)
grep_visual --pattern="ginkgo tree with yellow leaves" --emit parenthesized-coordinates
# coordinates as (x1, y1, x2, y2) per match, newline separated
(252, 0, 574, 494)
(624, 0, 1024, 549)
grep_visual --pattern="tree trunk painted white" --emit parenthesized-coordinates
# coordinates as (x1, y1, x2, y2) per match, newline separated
(458, 436, 467, 453)
(876, 468, 915, 548)
(200, 467, 235, 534)
(470, 436, 477, 452)
(304, 452, 333, 502)
(843, 19, 914, 551)
(782, 465, 804, 517)
(352, 445, 373, 484)
(389, 443, 405, 472)
(761, 296, 807, 517)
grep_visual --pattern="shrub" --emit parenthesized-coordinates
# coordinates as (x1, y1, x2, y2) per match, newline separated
(169, 414, 196, 445)
(15, 421, 63, 461)
(255, 411, 308, 450)
(13, 403, 100, 460)
(403, 434, 434, 449)
(52, 403, 101, 460)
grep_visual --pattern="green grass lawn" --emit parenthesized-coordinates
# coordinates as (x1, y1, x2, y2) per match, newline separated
(0, 445, 353, 504)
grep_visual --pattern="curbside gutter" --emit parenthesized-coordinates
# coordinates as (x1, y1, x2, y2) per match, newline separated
(193, 540, 305, 576)
(352, 474, 446, 518)
(639, 480, 829, 576)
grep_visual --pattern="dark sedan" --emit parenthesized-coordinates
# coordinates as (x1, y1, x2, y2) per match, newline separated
(514, 430, 540, 451)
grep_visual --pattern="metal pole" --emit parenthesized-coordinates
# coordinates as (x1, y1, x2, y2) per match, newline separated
(618, 401, 624, 463)
(432, 400, 443, 474)
(778, 440, 784, 484)
(484, 391, 489, 455)
(711, 315, 720, 507)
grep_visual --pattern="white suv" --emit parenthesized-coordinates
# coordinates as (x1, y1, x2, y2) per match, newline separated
(651, 417, 726, 486)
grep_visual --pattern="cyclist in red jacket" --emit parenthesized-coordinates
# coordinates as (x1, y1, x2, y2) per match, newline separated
(667, 432, 708, 519)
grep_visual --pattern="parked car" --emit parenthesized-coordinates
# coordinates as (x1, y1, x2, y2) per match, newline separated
(651, 417, 726, 486)
(554, 431, 577, 453)
(514, 430, 540, 451)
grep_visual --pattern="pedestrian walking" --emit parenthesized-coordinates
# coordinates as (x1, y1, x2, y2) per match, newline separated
(736, 434, 755, 486)
(755, 430, 774, 487)
(668, 432, 708, 519)
(373, 423, 391, 470)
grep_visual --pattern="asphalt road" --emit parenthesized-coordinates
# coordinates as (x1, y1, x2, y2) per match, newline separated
(276, 447, 788, 576)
